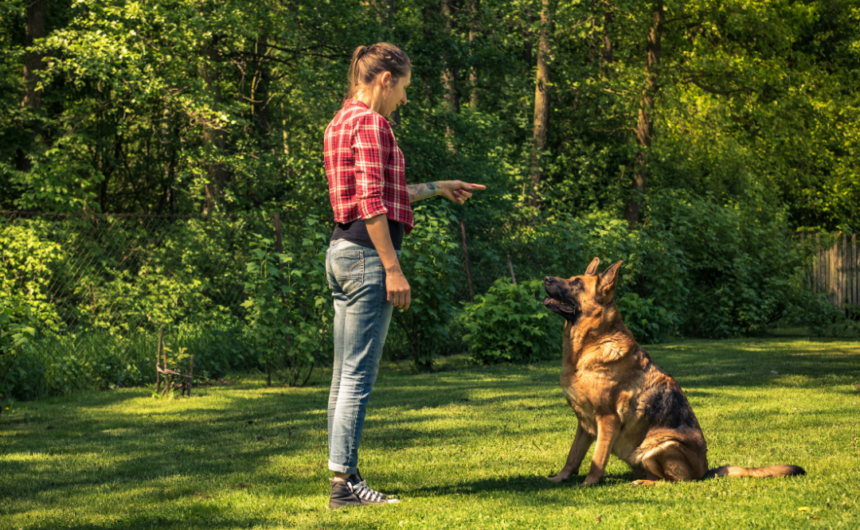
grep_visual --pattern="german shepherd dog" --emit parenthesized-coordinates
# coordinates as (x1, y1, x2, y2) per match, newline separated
(542, 258, 805, 486)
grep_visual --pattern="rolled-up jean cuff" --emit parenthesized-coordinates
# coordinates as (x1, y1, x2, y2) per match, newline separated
(328, 460, 357, 474)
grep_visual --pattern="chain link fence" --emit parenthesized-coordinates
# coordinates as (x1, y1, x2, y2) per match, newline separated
(1, 209, 572, 398)
(8, 208, 837, 397)
(1, 210, 571, 336)
(2, 210, 266, 335)
(1, 211, 290, 396)
(453, 217, 585, 302)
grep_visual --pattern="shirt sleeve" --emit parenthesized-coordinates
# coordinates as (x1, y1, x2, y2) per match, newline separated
(353, 114, 391, 220)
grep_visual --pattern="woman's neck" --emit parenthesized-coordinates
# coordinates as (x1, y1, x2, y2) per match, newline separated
(354, 87, 384, 116)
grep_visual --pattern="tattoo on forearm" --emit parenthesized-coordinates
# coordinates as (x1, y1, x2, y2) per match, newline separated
(407, 182, 440, 203)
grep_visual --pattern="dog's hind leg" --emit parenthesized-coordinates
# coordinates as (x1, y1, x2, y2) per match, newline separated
(631, 455, 668, 485)
(661, 454, 697, 482)
(634, 444, 697, 485)
(548, 423, 594, 483)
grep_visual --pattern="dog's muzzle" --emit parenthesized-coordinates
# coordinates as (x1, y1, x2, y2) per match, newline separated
(543, 277, 579, 314)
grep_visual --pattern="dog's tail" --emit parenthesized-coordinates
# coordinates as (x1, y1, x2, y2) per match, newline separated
(703, 464, 805, 479)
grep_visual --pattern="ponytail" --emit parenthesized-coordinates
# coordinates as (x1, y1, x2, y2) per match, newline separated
(344, 42, 411, 103)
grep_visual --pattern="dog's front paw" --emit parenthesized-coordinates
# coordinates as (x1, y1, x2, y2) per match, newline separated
(578, 476, 600, 487)
(546, 473, 571, 483)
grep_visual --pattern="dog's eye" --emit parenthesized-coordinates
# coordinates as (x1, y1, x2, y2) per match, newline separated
(572, 279, 583, 288)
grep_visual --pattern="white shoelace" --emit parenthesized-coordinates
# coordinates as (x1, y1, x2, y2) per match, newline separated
(349, 479, 397, 503)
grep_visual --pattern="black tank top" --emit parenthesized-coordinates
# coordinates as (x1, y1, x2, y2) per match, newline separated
(330, 218, 404, 251)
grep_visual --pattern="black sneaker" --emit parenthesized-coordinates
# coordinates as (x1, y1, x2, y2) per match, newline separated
(328, 474, 399, 510)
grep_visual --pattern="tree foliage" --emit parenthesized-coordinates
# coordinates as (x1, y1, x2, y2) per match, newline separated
(0, 0, 855, 230)
(0, 0, 858, 379)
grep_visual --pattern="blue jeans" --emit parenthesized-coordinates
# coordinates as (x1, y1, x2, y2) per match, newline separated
(325, 239, 399, 474)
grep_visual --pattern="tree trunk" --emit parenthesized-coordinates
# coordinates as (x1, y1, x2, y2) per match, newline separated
(441, 0, 459, 150)
(441, 0, 459, 115)
(529, 0, 551, 209)
(202, 37, 228, 214)
(523, 5, 533, 77)
(21, 0, 46, 112)
(254, 35, 271, 146)
(469, 0, 480, 109)
(600, 4, 615, 77)
(588, 15, 597, 64)
(17, 0, 47, 172)
(626, 0, 663, 229)
(99, 132, 122, 212)
(381, 0, 400, 127)
(160, 123, 180, 214)
(421, 3, 437, 105)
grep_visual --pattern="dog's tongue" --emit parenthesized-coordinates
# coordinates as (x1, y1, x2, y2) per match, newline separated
(545, 297, 576, 313)
(543, 296, 563, 307)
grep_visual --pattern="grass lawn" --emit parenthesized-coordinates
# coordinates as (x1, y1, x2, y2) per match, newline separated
(1, 333, 859, 529)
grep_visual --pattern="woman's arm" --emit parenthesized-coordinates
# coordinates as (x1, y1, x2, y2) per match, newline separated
(407, 182, 441, 202)
(365, 214, 411, 311)
(408, 180, 487, 204)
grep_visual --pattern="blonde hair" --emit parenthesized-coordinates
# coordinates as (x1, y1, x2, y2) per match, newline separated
(345, 42, 411, 102)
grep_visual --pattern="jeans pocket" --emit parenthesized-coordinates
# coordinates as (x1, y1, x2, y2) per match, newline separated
(362, 251, 387, 286)
(332, 248, 364, 288)
(325, 248, 336, 290)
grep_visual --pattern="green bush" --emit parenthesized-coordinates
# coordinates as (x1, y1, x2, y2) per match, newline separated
(847, 304, 860, 323)
(2, 325, 253, 401)
(615, 293, 680, 345)
(0, 304, 41, 411)
(647, 191, 805, 337)
(458, 194, 856, 343)
(242, 215, 333, 386)
(0, 223, 63, 331)
(459, 210, 685, 344)
(3, 194, 855, 398)
(460, 278, 562, 365)
(784, 290, 859, 338)
(550, 212, 687, 341)
(1, 214, 256, 336)
(0, 214, 268, 401)
(392, 204, 462, 370)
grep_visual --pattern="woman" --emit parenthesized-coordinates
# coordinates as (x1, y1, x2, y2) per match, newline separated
(323, 42, 485, 509)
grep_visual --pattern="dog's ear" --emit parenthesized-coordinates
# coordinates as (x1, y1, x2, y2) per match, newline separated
(584, 257, 600, 276)
(598, 260, 623, 301)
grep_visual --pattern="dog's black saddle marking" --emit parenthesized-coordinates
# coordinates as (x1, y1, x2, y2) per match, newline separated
(642, 387, 699, 430)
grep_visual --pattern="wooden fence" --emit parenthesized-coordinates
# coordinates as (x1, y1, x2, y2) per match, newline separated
(802, 233, 859, 310)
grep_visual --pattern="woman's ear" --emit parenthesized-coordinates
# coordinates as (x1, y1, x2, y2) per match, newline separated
(379, 71, 392, 89)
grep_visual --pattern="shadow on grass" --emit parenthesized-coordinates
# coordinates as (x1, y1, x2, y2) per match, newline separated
(403, 471, 643, 497)
(640, 339, 860, 390)
(28, 510, 271, 530)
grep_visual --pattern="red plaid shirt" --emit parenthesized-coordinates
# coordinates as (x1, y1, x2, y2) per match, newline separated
(324, 99, 414, 235)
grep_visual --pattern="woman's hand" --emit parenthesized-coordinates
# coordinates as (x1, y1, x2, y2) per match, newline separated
(386, 267, 411, 311)
(439, 181, 487, 204)
(365, 214, 409, 310)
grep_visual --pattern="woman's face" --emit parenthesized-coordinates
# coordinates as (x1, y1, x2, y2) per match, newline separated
(381, 70, 411, 118)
